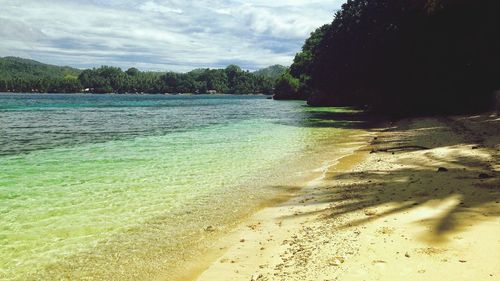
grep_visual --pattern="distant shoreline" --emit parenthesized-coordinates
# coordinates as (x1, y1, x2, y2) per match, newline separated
(0, 92, 273, 96)
(0, 57, 286, 96)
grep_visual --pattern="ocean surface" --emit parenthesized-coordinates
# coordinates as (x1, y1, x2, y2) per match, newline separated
(0, 93, 367, 280)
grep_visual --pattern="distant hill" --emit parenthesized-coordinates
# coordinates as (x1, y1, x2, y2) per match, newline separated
(0, 57, 280, 94)
(253, 65, 287, 81)
(0, 57, 81, 79)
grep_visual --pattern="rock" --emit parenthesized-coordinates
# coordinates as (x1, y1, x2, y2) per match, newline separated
(364, 209, 378, 216)
(437, 167, 448, 172)
(240, 238, 246, 243)
(405, 252, 410, 258)
(459, 259, 467, 263)
(204, 225, 216, 232)
(328, 257, 345, 266)
(250, 273, 263, 281)
(478, 173, 493, 179)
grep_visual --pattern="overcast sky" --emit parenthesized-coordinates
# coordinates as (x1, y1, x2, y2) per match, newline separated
(0, 0, 344, 72)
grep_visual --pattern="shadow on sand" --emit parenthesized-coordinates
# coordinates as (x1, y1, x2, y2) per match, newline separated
(279, 112, 499, 243)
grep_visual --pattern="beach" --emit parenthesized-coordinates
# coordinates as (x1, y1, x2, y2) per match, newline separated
(1, 1, 498, 279)
(0, 94, 370, 280)
(1, 94, 498, 280)
(195, 112, 500, 281)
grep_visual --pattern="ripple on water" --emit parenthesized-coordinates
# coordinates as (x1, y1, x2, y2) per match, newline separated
(0, 94, 367, 280)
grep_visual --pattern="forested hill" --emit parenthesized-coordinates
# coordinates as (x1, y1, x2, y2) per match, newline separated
(253, 65, 287, 81)
(0, 57, 284, 95)
(275, 0, 500, 115)
(0, 57, 81, 79)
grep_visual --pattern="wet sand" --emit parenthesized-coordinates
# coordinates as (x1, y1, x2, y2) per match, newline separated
(195, 112, 500, 281)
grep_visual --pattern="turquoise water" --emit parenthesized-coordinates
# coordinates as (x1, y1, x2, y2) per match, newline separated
(0, 94, 366, 280)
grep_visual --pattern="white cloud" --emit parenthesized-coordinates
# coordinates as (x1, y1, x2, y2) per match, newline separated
(140, 1, 183, 15)
(0, 0, 345, 71)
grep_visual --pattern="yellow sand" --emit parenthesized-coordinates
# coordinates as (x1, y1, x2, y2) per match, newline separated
(195, 113, 500, 281)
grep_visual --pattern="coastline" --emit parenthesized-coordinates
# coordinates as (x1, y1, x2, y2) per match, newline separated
(194, 147, 369, 281)
(166, 134, 373, 281)
(194, 112, 500, 281)
(1, 95, 375, 280)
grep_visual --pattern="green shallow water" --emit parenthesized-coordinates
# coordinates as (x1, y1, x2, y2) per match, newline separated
(0, 94, 368, 280)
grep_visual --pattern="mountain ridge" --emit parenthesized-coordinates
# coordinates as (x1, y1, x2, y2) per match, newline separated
(0, 56, 82, 79)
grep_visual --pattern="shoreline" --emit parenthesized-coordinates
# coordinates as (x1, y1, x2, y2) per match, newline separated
(168, 137, 373, 281)
(2, 95, 375, 280)
(194, 112, 499, 281)
(193, 144, 370, 281)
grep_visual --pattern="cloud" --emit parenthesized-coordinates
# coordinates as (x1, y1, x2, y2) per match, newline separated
(140, 1, 183, 15)
(0, 0, 345, 71)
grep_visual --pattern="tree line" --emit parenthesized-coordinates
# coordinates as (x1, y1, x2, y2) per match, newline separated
(0, 57, 285, 95)
(275, 0, 500, 114)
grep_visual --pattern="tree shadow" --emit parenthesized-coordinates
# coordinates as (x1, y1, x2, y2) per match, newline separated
(274, 106, 386, 129)
(279, 112, 499, 243)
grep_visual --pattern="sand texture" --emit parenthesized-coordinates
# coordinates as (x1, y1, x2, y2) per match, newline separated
(195, 113, 500, 281)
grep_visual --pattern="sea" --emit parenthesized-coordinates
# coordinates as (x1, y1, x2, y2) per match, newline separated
(0, 93, 367, 280)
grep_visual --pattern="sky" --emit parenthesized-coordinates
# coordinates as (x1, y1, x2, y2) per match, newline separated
(0, 0, 344, 72)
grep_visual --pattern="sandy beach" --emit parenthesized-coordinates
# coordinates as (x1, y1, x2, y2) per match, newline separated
(194, 112, 500, 281)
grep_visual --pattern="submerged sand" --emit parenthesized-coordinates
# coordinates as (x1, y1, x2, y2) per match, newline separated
(194, 112, 500, 281)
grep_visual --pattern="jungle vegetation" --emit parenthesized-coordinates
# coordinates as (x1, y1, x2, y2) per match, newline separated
(275, 0, 500, 114)
(0, 57, 286, 95)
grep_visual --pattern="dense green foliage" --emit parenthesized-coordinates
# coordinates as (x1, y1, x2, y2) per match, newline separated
(253, 65, 288, 81)
(0, 57, 83, 93)
(278, 0, 500, 114)
(273, 72, 302, 100)
(0, 58, 277, 95)
(273, 25, 329, 100)
(0, 57, 81, 79)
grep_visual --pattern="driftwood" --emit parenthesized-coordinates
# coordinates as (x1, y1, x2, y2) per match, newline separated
(370, 145, 430, 153)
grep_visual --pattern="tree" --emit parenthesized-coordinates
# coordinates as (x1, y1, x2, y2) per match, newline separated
(225, 65, 242, 89)
(126, 67, 140, 76)
(253, 65, 287, 81)
(273, 72, 301, 100)
(1, 57, 283, 95)
(286, 0, 500, 114)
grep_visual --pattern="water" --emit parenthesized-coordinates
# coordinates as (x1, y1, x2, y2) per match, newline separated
(0, 93, 367, 280)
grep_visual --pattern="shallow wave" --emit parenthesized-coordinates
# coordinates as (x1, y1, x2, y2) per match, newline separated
(0, 94, 365, 280)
